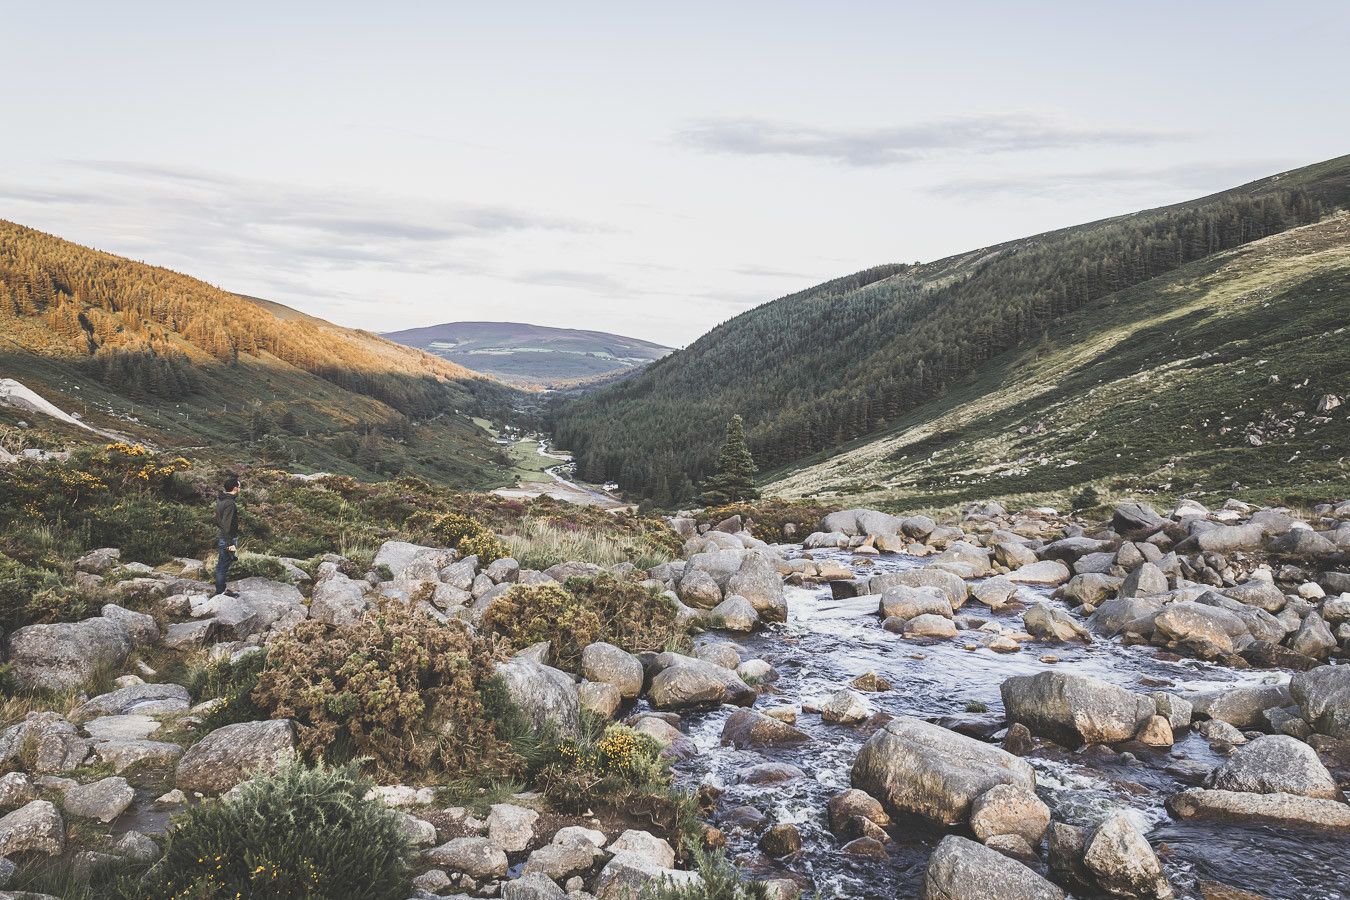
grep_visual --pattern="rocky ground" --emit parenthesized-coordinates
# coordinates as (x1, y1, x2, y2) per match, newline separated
(0, 494, 1347, 898)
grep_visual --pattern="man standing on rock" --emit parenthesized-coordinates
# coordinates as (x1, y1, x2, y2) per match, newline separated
(214, 474, 241, 597)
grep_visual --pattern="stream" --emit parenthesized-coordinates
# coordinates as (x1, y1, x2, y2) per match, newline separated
(664, 548, 1350, 900)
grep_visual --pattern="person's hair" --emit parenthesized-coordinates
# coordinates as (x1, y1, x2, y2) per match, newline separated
(223, 474, 240, 492)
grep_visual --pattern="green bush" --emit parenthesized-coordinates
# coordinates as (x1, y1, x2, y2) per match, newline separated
(224, 552, 292, 582)
(537, 721, 670, 813)
(0, 553, 89, 634)
(194, 649, 267, 733)
(641, 846, 769, 900)
(128, 762, 413, 899)
(253, 599, 522, 779)
(1071, 484, 1102, 511)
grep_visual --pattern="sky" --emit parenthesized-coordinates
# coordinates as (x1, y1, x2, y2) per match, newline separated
(2, 1, 1347, 347)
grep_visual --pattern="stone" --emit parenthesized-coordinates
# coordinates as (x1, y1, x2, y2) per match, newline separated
(879, 586, 953, 620)
(1210, 735, 1339, 799)
(1082, 812, 1172, 899)
(851, 716, 1036, 826)
(606, 830, 676, 869)
(821, 689, 875, 724)
(593, 853, 700, 900)
(0, 774, 38, 809)
(1088, 597, 1163, 637)
(175, 719, 297, 794)
(737, 658, 776, 683)
(77, 547, 121, 574)
(868, 568, 968, 608)
(503, 872, 566, 900)
(760, 823, 801, 857)
(426, 836, 509, 879)
(720, 708, 808, 749)
(522, 831, 604, 880)
(971, 576, 1020, 611)
(1134, 716, 1174, 747)
(94, 739, 184, 773)
(1290, 664, 1350, 738)
(710, 595, 760, 632)
(827, 788, 892, 835)
(579, 681, 622, 719)
(0, 713, 91, 773)
(1047, 823, 1092, 893)
(496, 659, 581, 734)
(694, 642, 741, 669)
(309, 572, 368, 626)
(1118, 562, 1168, 599)
(993, 542, 1039, 569)
(1289, 612, 1336, 659)
(1190, 684, 1292, 729)
(487, 803, 539, 852)
(1000, 672, 1156, 747)
(0, 800, 64, 857)
(921, 835, 1065, 900)
(1006, 560, 1071, 586)
(677, 568, 723, 609)
(581, 643, 644, 699)
(1197, 720, 1247, 746)
(968, 784, 1050, 847)
(1152, 602, 1250, 658)
(71, 683, 191, 721)
(112, 830, 160, 862)
(905, 614, 958, 638)
(100, 604, 158, 646)
(647, 656, 754, 709)
(4, 617, 133, 692)
(1167, 787, 1350, 832)
(736, 762, 805, 784)
(851, 671, 892, 692)
(1112, 502, 1166, 535)
(61, 777, 133, 823)
(1023, 603, 1090, 643)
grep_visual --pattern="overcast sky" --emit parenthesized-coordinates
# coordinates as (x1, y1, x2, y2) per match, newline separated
(2, 1, 1347, 346)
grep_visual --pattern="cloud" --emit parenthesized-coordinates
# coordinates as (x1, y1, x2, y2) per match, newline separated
(927, 159, 1293, 200)
(511, 269, 634, 296)
(731, 264, 815, 279)
(676, 113, 1189, 167)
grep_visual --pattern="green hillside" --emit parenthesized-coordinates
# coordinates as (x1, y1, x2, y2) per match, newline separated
(551, 155, 1350, 505)
(0, 221, 523, 486)
(384, 320, 672, 387)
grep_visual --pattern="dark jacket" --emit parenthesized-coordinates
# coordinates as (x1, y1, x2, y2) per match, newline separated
(215, 492, 239, 541)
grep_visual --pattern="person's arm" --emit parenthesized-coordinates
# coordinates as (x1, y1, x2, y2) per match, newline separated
(228, 503, 239, 551)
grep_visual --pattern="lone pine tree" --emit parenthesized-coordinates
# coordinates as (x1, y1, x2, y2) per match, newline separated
(700, 415, 760, 505)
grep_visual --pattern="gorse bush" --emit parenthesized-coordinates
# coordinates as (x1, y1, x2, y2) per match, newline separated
(125, 762, 412, 899)
(253, 598, 521, 779)
(481, 573, 684, 671)
(537, 721, 670, 813)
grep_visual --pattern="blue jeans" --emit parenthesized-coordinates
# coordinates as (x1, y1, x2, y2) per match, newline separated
(215, 537, 236, 595)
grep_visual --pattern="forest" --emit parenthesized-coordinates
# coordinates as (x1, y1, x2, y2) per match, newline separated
(551, 156, 1350, 504)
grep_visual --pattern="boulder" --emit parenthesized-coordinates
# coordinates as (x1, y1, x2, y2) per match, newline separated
(426, 836, 509, 879)
(593, 853, 700, 900)
(1000, 672, 1156, 747)
(522, 829, 605, 880)
(309, 573, 368, 626)
(869, 569, 968, 608)
(1290, 665, 1350, 738)
(0, 800, 64, 857)
(61, 777, 134, 823)
(76, 547, 121, 574)
(993, 542, 1039, 570)
(0, 713, 91, 773)
(880, 586, 953, 620)
(1023, 603, 1090, 643)
(1152, 602, 1250, 657)
(971, 576, 1020, 611)
(1289, 613, 1336, 659)
(1082, 812, 1172, 899)
(1222, 580, 1287, 614)
(1060, 573, 1124, 608)
(905, 614, 958, 638)
(1112, 502, 1166, 535)
(486, 802, 539, 852)
(579, 681, 622, 719)
(71, 683, 190, 722)
(1190, 684, 1292, 729)
(100, 604, 158, 646)
(502, 872, 565, 900)
(710, 595, 760, 632)
(968, 784, 1050, 847)
(496, 659, 581, 734)
(648, 656, 754, 709)
(922, 835, 1065, 900)
(174, 720, 297, 794)
(4, 617, 133, 692)
(677, 568, 723, 609)
(820, 689, 874, 724)
(1088, 597, 1163, 637)
(851, 716, 1035, 826)
(720, 708, 808, 749)
(1193, 524, 1265, 553)
(1211, 735, 1339, 799)
(1006, 560, 1071, 586)
(581, 643, 644, 699)
(1167, 788, 1350, 832)
(1118, 563, 1168, 598)
(827, 788, 892, 836)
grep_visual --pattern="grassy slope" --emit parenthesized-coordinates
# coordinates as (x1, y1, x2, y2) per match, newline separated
(765, 214, 1350, 512)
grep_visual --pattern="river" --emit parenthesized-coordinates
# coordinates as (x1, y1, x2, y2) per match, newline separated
(658, 547, 1349, 900)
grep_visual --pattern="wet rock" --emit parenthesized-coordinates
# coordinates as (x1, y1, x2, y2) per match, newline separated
(880, 586, 953, 620)
(851, 671, 892, 692)
(851, 716, 1035, 826)
(721, 805, 767, 829)
(1000, 671, 1156, 747)
(971, 576, 1020, 611)
(1147, 693, 1192, 731)
(487, 802, 539, 852)
(4, 617, 133, 692)
(1060, 573, 1125, 608)
(1023, 603, 1090, 643)
(1006, 560, 1071, 586)
(1134, 716, 1174, 747)
(720, 708, 808, 749)
(581, 642, 644, 699)
(648, 656, 754, 709)
(1210, 735, 1340, 799)
(426, 835, 509, 879)
(1153, 602, 1251, 658)
(1290, 664, 1350, 738)
(0, 800, 64, 857)
(869, 569, 969, 608)
(1088, 597, 1163, 638)
(1197, 720, 1246, 746)
(821, 689, 875, 724)
(905, 614, 958, 638)
(1082, 812, 1172, 899)
(736, 762, 805, 784)
(1047, 823, 1092, 893)
(760, 822, 801, 857)
(1190, 684, 1292, 729)
(842, 836, 889, 858)
(175, 719, 297, 794)
(827, 788, 892, 836)
(62, 777, 133, 823)
(1002, 723, 1036, 756)
(922, 835, 1065, 900)
(1168, 787, 1350, 831)
(496, 659, 581, 734)
(968, 783, 1050, 847)
(693, 642, 742, 669)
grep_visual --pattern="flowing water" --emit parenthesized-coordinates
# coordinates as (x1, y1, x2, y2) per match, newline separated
(663, 549, 1349, 900)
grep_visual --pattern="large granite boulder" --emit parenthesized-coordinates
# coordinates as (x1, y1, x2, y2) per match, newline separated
(581, 642, 644, 699)
(1211, 735, 1340, 799)
(647, 655, 755, 709)
(175, 720, 297, 794)
(495, 659, 581, 735)
(1082, 812, 1172, 899)
(922, 835, 1065, 900)
(1000, 672, 1156, 747)
(1290, 665, 1350, 738)
(4, 617, 133, 692)
(851, 716, 1035, 826)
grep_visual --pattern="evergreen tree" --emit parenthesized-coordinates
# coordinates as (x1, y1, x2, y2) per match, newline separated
(699, 415, 760, 505)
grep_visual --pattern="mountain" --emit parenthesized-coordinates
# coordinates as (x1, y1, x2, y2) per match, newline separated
(0, 220, 523, 486)
(552, 155, 1350, 508)
(383, 321, 672, 387)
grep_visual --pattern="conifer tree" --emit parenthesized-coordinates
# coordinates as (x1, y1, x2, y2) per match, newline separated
(699, 415, 759, 505)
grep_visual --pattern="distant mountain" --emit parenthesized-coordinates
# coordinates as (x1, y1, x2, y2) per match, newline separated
(553, 155, 1350, 507)
(0, 220, 524, 487)
(384, 321, 672, 387)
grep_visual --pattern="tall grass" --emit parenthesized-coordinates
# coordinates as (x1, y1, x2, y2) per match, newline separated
(503, 518, 672, 570)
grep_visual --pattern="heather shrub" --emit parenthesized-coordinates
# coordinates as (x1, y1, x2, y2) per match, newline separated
(128, 762, 412, 899)
(252, 599, 521, 778)
(564, 573, 685, 655)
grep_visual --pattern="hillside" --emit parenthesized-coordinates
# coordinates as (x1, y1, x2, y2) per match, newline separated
(552, 155, 1350, 506)
(384, 320, 672, 387)
(0, 220, 523, 486)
